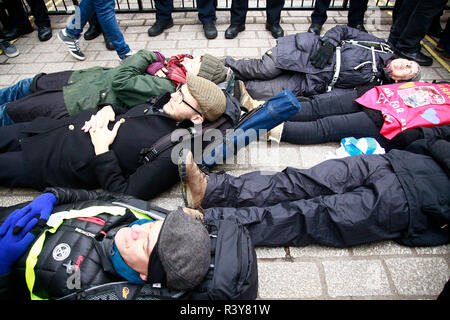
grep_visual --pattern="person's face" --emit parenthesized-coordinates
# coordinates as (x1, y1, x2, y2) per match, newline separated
(389, 58, 420, 82)
(181, 56, 202, 76)
(114, 220, 163, 281)
(163, 84, 204, 123)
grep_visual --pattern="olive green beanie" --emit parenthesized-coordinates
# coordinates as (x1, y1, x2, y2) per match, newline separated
(197, 54, 227, 84)
(186, 73, 226, 122)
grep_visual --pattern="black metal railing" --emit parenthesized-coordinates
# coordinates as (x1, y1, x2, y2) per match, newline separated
(41, 0, 397, 15)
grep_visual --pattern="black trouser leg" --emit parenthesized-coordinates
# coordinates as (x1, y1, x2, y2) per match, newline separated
(388, 0, 447, 52)
(348, 0, 368, 27)
(3, 0, 32, 29)
(310, 0, 332, 25)
(266, 0, 285, 25)
(230, 0, 248, 25)
(25, 0, 51, 28)
(203, 155, 409, 247)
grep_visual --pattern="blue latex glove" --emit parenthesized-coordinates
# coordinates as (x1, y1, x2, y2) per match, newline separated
(11, 193, 56, 235)
(0, 209, 40, 275)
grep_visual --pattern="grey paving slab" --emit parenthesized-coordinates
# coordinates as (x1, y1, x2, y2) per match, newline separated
(257, 261, 323, 299)
(323, 260, 392, 298)
(385, 257, 450, 296)
(1, 8, 449, 301)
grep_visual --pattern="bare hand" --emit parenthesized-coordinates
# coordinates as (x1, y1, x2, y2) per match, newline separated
(90, 118, 125, 155)
(82, 105, 115, 133)
(155, 68, 167, 78)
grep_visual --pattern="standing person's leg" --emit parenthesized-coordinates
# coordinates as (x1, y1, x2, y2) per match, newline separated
(147, 0, 174, 36)
(308, 0, 331, 35)
(26, 0, 52, 41)
(197, 0, 218, 39)
(388, 0, 418, 47)
(225, 0, 247, 39)
(437, 18, 450, 58)
(347, 0, 368, 31)
(2, 0, 34, 40)
(389, 0, 447, 66)
(310, 0, 331, 26)
(59, 0, 96, 60)
(92, 0, 131, 58)
(265, 0, 285, 38)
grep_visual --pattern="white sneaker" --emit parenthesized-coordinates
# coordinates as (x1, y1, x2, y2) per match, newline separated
(58, 29, 85, 61)
(119, 50, 135, 64)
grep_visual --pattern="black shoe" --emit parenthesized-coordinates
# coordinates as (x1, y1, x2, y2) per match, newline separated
(84, 24, 102, 40)
(3, 25, 34, 41)
(147, 19, 174, 37)
(225, 24, 245, 39)
(103, 33, 114, 50)
(203, 23, 217, 39)
(308, 23, 322, 36)
(38, 26, 52, 42)
(395, 49, 433, 66)
(348, 23, 367, 33)
(266, 23, 284, 38)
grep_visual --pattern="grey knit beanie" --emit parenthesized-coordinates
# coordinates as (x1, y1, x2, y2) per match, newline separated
(198, 54, 227, 84)
(186, 72, 226, 122)
(157, 208, 211, 291)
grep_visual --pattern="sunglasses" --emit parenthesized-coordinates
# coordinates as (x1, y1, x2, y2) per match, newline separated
(174, 84, 203, 117)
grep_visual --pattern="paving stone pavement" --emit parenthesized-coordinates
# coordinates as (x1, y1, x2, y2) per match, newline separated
(0, 7, 449, 300)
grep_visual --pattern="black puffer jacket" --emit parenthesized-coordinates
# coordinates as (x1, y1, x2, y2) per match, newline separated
(2, 188, 163, 300)
(275, 25, 394, 95)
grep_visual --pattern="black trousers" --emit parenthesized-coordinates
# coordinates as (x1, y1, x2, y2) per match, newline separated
(202, 154, 409, 247)
(155, 0, 216, 24)
(230, 0, 285, 25)
(5, 71, 72, 123)
(3, 0, 50, 29)
(280, 88, 388, 147)
(388, 0, 447, 52)
(311, 0, 368, 26)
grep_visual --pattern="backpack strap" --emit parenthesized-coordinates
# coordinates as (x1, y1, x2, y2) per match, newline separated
(138, 117, 229, 164)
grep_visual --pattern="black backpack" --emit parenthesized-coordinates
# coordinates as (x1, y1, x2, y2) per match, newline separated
(55, 199, 258, 300)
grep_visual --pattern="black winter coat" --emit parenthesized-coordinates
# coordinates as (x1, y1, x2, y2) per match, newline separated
(20, 94, 178, 200)
(385, 125, 450, 246)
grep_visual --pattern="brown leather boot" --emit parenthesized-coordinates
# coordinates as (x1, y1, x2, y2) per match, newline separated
(178, 150, 208, 209)
(182, 207, 204, 224)
(235, 80, 263, 112)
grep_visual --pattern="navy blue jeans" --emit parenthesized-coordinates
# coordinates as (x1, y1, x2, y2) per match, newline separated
(66, 0, 130, 56)
(0, 78, 33, 126)
(281, 88, 387, 146)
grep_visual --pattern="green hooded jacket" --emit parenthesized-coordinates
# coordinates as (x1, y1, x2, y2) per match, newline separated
(63, 50, 175, 115)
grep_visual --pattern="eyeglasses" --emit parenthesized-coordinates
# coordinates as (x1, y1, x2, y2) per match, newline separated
(174, 84, 203, 117)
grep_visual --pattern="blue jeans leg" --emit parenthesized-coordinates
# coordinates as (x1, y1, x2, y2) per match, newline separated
(66, 0, 130, 56)
(0, 77, 33, 105)
(0, 77, 33, 126)
(66, 0, 95, 39)
(94, 0, 130, 56)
